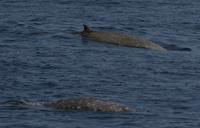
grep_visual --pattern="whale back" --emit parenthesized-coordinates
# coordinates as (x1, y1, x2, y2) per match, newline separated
(85, 31, 166, 51)
(0, 97, 133, 112)
(79, 25, 166, 51)
(45, 97, 132, 112)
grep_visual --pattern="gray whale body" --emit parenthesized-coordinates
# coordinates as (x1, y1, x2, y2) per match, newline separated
(74, 25, 166, 51)
(45, 97, 132, 112)
(1, 97, 133, 112)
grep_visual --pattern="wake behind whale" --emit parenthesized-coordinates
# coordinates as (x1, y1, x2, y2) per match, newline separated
(1, 97, 133, 112)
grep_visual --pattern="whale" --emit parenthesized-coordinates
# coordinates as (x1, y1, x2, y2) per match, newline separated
(44, 97, 132, 112)
(1, 97, 133, 112)
(74, 25, 167, 51)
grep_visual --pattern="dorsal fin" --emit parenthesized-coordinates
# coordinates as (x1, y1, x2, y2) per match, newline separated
(83, 25, 92, 32)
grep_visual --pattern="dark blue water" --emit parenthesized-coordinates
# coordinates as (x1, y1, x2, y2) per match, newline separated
(0, 0, 200, 127)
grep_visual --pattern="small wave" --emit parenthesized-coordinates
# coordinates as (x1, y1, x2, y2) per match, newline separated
(0, 25, 10, 33)
(0, 100, 44, 108)
(164, 44, 192, 52)
(29, 17, 45, 22)
(51, 34, 69, 39)
(28, 31, 50, 36)
(21, 100, 44, 107)
(0, 100, 27, 106)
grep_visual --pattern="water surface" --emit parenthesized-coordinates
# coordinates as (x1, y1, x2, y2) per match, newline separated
(0, 0, 200, 128)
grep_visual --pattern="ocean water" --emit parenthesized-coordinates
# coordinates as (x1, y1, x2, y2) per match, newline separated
(0, 0, 200, 128)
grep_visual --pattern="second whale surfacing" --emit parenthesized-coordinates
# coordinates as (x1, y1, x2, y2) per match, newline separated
(74, 25, 166, 51)
(44, 97, 132, 112)
(1, 97, 133, 112)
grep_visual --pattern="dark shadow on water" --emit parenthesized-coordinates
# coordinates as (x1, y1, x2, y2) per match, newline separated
(163, 44, 192, 52)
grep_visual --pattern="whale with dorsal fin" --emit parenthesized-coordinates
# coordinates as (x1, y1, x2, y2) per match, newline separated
(74, 25, 166, 51)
